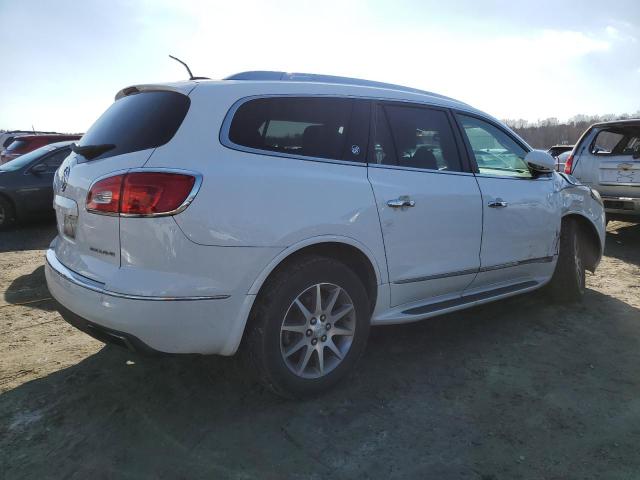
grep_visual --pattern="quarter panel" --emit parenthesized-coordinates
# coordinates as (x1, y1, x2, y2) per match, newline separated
(145, 86, 387, 278)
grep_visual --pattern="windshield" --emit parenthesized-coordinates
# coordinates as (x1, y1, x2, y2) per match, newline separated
(0, 145, 56, 172)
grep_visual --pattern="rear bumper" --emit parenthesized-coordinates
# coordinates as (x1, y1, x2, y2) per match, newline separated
(54, 300, 161, 354)
(602, 196, 640, 218)
(45, 248, 255, 355)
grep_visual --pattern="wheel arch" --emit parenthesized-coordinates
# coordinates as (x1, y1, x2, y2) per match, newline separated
(561, 213, 602, 272)
(248, 236, 382, 312)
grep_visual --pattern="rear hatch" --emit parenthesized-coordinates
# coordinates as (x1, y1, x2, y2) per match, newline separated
(53, 84, 194, 282)
(597, 156, 640, 196)
(590, 123, 640, 197)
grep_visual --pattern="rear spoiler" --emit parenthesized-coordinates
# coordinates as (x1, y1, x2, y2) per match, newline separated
(115, 82, 198, 100)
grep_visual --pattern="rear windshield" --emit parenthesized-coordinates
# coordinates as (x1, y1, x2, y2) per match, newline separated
(6, 139, 27, 152)
(77, 90, 190, 161)
(0, 145, 55, 171)
(591, 126, 640, 157)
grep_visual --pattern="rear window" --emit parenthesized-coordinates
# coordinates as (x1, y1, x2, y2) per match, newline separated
(0, 145, 55, 171)
(591, 127, 640, 157)
(6, 139, 27, 152)
(227, 97, 366, 162)
(77, 90, 190, 161)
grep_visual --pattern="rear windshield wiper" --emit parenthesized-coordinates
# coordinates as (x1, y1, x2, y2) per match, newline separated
(71, 143, 116, 160)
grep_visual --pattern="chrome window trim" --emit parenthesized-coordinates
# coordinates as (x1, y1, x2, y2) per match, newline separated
(367, 163, 475, 177)
(85, 167, 203, 218)
(393, 256, 554, 284)
(218, 93, 485, 168)
(46, 249, 229, 301)
(473, 172, 553, 181)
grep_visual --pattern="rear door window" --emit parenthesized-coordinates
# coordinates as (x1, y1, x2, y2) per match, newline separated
(77, 90, 190, 162)
(374, 104, 462, 172)
(228, 97, 368, 162)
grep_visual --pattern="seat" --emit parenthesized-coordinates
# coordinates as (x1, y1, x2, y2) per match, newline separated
(302, 125, 328, 157)
(408, 146, 438, 170)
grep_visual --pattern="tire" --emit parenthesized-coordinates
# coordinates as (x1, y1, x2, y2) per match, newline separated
(547, 218, 586, 302)
(245, 255, 371, 398)
(0, 196, 15, 229)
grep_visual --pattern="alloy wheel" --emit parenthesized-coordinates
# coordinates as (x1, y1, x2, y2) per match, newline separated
(280, 283, 356, 379)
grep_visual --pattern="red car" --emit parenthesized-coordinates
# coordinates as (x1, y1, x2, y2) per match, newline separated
(0, 134, 82, 164)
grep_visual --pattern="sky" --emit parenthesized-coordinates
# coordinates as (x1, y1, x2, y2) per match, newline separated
(1, 0, 639, 132)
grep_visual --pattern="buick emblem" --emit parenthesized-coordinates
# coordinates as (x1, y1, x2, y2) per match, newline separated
(61, 166, 70, 192)
(351, 145, 360, 155)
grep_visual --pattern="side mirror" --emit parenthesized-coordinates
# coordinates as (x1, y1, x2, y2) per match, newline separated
(525, 150, 556, 173)
(633, 145, 640, 160)
(30, 164, 48, 175)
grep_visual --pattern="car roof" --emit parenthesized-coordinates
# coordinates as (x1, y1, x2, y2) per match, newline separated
(119, 72, 476, 112)
(116, 73, 532, 149)
(224, 71, 466, 104)
(591, 118, 640, 128)
(46, 140, 76, 149)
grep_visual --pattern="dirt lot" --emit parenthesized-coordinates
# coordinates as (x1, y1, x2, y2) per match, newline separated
(1, 220, 639, 479)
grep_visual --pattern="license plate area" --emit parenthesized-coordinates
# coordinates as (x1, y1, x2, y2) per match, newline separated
(600, 167, 640, 185)
(63, 214, 78, 239)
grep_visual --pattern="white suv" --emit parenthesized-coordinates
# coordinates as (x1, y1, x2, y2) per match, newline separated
(46, 72, 605, 397)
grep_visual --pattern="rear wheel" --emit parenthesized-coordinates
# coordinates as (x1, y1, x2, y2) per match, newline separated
(245, 255, 370, 398)
(547, 218, 585, 302)
(0, 196, 15, 229)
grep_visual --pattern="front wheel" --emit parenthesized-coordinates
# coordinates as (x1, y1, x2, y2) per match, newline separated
(547, 218, 586, 302)
(245, 255, 371, 398)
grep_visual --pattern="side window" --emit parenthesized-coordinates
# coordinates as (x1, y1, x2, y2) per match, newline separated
(374, 104, 462, 172)
(457, 115, 532, 178)
(39, 148, 70, 172)
(228, 97, 366, 162)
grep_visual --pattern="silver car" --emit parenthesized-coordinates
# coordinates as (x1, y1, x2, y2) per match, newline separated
(567, 119, 640, 221)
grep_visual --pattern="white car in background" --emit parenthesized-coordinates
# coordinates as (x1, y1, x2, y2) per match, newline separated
(45, 72, 605, 397)
(565, 119, 640, 222)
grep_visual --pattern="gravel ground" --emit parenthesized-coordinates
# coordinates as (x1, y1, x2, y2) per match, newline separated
(1, 220, 639, 479)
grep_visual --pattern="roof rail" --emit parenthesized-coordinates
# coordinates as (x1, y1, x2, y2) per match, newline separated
(224, 71, 462, 103)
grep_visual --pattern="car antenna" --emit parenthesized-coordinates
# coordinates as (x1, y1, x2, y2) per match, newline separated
(168, 55, 210, 80)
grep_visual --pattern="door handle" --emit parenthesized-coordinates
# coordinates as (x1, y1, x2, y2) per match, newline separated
(488, 199, 508, 208)
(387, 196, 415, 208)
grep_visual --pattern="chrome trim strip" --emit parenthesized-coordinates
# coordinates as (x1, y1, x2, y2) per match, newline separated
(86, 168, 203, 218)
(46, 249, 230, 301)
(394, 268, 478, 284)
(393, 256, 554, 284)
(367, 163, 475, 176)
(599, 182, 640, 187)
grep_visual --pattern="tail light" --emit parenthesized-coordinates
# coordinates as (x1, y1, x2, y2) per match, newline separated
(87, 171, 199, 216)
(564, 154, 574, 174)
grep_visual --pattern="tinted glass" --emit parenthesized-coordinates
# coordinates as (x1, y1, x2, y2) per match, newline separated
(592, 131, 624, 154)
(39, 148, 71, 172)
(458, 115, 531, 178)
(6, 139, 27, 152)
(78, 91, 190, 161)
(0, 145, 54, 172)
(229, 97, 359, 161)
(377, 105, 462, 171)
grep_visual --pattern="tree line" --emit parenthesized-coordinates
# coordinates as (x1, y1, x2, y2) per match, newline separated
(503, 112, 640, 149)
